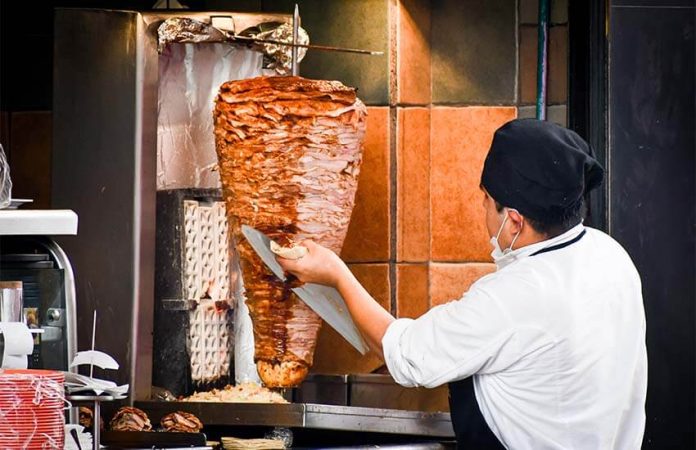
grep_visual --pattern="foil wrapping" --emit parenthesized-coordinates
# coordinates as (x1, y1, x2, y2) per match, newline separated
(251, 22, 309, 75)
(156, 43, 271, 190)
(157, 18, 308, 75)
(157, 18, 232, 52)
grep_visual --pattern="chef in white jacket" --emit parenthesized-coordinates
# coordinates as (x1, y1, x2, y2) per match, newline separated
(278, 119, 647, 449)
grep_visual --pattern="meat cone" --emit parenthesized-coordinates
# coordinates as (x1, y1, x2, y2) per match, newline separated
(214, 76, 366, 387)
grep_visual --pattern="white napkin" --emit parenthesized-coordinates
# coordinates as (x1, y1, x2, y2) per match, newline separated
(0, 322, 34, 369)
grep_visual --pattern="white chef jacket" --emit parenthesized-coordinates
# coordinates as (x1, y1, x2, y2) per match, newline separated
(383, 224, 647, 449)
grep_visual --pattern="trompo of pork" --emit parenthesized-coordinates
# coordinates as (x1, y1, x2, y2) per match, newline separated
(214, 76, 366, 387)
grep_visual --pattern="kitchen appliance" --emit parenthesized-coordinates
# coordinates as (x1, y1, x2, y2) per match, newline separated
(52, 8, 293, 400)
(52, 8, 454, 446)
(0, 209, 78, 372)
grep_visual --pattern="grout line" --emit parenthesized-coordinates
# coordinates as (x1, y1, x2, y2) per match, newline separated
(427, 104, 432, 310)
(345, 261, 433, 267)
(346, 261, 395, 266)
(389, 0, 399, 108)
(427, 0, 434, 310)
(430, 260, 495, 264)
(428, 102, 519, 108)
(514, 0, 520, 105)
(389, 105, 398, 316)
(388, 0, 399, 317)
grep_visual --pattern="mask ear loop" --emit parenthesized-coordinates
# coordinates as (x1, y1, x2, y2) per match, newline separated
(495, 212, 509, 241)
(506, 209, 523, 252)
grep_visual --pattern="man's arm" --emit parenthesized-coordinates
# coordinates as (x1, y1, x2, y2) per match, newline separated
(276, 240, 394, 357)
(334, 267, 394, 358)
(278, 241, 544, 389)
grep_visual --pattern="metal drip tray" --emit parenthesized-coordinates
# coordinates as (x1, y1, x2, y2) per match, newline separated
(135, 401, 454, 438)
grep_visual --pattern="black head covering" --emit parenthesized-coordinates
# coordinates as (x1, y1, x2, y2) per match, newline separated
(480, 118, 604, 222)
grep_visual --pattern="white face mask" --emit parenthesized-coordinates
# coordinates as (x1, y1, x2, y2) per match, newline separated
(489, 209, 522, 265)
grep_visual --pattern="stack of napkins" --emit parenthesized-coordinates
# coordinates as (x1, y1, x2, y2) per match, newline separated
(64, 350, 128, 396)
(64, 425, 93, 450)
(63, 371, 129, 396)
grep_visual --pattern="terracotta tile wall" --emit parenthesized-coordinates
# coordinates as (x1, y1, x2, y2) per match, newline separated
(304, 0, 568, 373)
(0, 0, 569, 374)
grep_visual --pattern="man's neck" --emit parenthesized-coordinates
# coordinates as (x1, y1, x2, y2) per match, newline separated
(513, 231, 549, 250)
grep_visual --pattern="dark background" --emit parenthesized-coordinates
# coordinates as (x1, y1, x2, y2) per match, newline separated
(608, 0, 695, 447)
(1, 0, 694, 447)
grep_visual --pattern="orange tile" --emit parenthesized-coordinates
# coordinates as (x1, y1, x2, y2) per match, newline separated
(312, 264, 391, 374)
(396, 263, 429, 319)
(397, 107, 430, 262)
(397, 0, 432, 105)
(430, 106, 516, 261)
(341, 107, 391, 263)
(9, 112, 52, 209)
(520, 25, 568, 105)
(429, 262, 496, 307)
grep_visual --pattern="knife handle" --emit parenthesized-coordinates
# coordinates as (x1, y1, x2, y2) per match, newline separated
(284, 273, 304, 288)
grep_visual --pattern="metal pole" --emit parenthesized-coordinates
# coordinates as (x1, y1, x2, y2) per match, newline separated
(536, 0, 549, 120)
(93, 400, 100, 450)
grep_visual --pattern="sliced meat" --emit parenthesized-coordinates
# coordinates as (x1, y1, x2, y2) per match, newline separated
(214, 76, 366, 387)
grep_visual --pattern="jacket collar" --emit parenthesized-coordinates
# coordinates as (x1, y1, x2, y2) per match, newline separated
(494, 223, 586, 270)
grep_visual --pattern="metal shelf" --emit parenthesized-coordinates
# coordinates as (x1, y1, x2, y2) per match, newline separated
(0, 210, 77, 235)
(135, 401, 454, 438)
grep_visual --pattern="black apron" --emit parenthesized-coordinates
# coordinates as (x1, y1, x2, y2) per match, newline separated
(448, 377, 505, 449)
(447, 229, 587, 449)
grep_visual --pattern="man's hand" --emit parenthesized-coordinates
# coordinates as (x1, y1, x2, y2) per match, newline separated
(277, 239, 395, 359)
(275, 240, 350, 288)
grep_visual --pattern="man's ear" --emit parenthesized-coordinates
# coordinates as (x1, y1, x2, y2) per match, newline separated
(507, 209, 525, 234)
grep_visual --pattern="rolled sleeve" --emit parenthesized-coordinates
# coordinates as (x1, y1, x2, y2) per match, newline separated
(382, 318, 418, 387)
(380, 279, 553, 389)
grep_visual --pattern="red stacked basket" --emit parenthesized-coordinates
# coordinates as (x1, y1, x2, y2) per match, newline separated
(0, 369, 65, 449)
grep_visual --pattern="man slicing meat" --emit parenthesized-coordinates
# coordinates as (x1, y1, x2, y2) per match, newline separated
(277, 119, 647, 449)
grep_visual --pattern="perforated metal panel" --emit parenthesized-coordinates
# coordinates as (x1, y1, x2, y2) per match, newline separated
(182, 199, 232, 385)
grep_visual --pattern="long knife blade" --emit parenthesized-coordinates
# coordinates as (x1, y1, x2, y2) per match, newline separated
(241, 225, 369, 355)
(241, 225, 286, 280)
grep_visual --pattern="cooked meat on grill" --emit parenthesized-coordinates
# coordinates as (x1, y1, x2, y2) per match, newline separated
(109, 406, 152, 432)
(79, 406, 93, 429)
(183, 382, 288, 403)
(214, 76, 366, 388)
(160, 411, 204, 433)
(79, 406, 104, 431)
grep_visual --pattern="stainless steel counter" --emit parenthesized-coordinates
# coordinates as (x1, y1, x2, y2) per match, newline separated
(135, 401, 454, 438)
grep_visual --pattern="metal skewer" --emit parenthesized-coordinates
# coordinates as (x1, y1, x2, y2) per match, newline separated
(90, 310, 96, 378)
(231, 35, 384, 56)
(291, 4, 300, 76)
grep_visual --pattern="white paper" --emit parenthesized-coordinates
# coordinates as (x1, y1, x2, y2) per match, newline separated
(0, 321, 34, 354)
(64, 424, 93, 450)
(234, 280, 261, 384)
(0, 322, 34, 368)
(63, 371, 129, 396)
(2, 354, 27, 369)
(70, 350, 119, 370)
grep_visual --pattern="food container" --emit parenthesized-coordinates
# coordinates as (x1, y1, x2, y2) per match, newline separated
(349, 374, 450, 413)
(294, 373, 450, 412)
(0, 281, 22, 322)
(294, 374, 349, 405)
